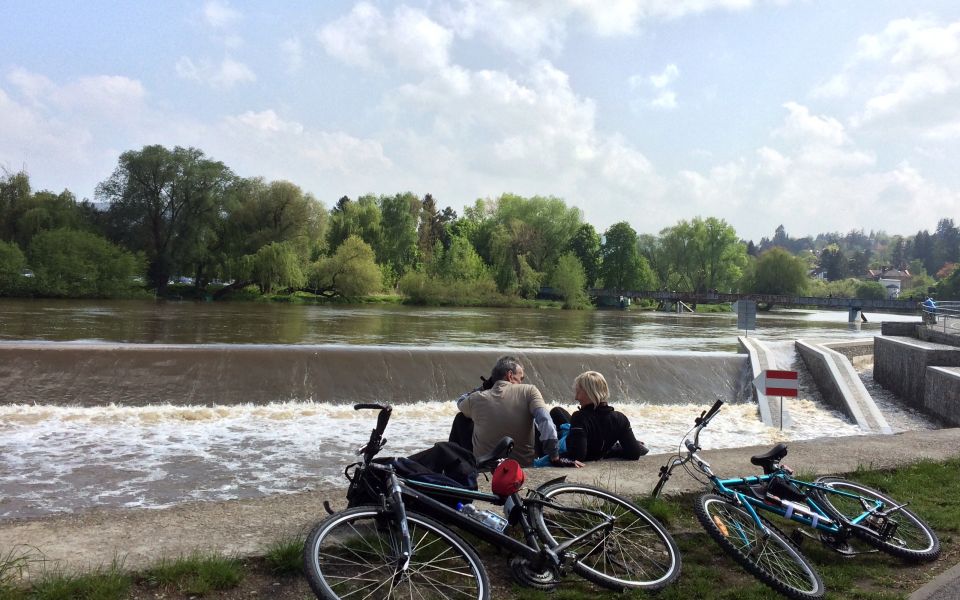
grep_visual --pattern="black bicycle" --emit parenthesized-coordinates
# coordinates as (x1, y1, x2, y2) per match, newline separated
(302, 403, 681, 599)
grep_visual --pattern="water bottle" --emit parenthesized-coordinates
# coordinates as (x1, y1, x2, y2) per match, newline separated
(458, 503, 508, 532)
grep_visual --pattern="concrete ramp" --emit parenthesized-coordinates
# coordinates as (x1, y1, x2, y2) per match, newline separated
(738, 336, 791, 428)
(796, 339, 892, 434)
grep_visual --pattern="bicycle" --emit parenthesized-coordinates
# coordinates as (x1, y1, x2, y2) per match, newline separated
(302, 403, 681, 599)
(651, 399, 940, 600)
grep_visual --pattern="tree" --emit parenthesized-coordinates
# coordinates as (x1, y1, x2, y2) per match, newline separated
(28, 229, 141, 298)
(250, 242, 306, 294)
(96, 145, 232, 293)
(659, 217, 746, 292)
(418, 194, 454, 262)
(549, 252, 589, 308)
(936, 264, 960, 300)
(567, 223, 601, 288)
(0, 170, 31, 242)
(429, 235, 488, 282)
(855, 280, 887, 300)
(0, 239, 26, 295)
(378, 192, 420, 283)
(326, 194, 382, 254)
(600, 222, 655, 290)
(746, 248, 809, 295)
(933, 218, 960, 272)
(309, 235, 381, 298)
(819, 244, 848, 281)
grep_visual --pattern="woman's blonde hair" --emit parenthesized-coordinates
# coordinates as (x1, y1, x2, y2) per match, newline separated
(574, 371, 609, 407)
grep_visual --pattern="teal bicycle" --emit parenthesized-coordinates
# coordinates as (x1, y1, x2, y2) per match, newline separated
(652, 400, 940, 600)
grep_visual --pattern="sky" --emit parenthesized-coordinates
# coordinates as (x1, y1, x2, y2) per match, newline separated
(2, 0, 960, 242)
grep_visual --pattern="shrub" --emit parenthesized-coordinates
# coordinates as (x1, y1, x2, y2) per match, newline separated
(27, 229, 142, 298)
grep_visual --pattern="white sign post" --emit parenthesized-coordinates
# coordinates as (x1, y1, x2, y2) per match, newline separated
(754, 369, 798, 431)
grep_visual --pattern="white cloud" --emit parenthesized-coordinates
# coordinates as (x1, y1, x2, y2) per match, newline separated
(820, 17, 960, 134)
(316, 2, 389, 70)
(775, 102, 848, 146)
(629, 64, 680, 110)
(203, 0, 241, 29)
(175, 56, 256, 88)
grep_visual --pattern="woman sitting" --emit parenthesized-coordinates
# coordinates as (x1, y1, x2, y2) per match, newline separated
(565, 371, 647, 461)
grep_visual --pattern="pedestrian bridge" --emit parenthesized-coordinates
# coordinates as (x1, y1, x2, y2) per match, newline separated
(590, 289, 920, 322)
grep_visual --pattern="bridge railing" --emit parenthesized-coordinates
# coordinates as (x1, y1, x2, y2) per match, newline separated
(922, 301, 960, 335)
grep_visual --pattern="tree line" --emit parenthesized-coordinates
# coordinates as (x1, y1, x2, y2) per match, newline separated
(1, 144, 958, 305)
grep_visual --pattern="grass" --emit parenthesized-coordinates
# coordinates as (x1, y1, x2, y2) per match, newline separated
(263, 534, 305, 576)
(141, 552, 244, 596)
(0, 459, 955, 599)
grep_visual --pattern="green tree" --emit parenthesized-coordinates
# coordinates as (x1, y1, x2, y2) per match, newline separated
(567, 223, 601, 288)
(0, 239, 26, 295)
(936, 264, 960, 300)
(250, 242, 306, 294)
(28, 229, 141, 298)
(96, 145, 233, 293)
(430, 235, 488, 282)
(378, 192, 420, 283)
(549, 252, 589, 309)
(326, 195, 382, 255)
(819, 244, 848, 281)
(0, 170, 31, 242)
(600, 222, 655, 290)
(659, 217, 746, 292)
(308, 235, 381, 298)
(745, 248, 809, 295)
(855, 280, 887, 300)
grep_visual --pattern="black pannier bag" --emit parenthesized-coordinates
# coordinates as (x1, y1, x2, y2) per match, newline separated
(346, 441, 479, 508)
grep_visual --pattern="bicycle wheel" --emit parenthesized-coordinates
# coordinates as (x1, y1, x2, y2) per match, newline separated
(695, 494, 824, 600)
(811, 477, 940, 562)
(303, 506, 490, 600)
(530, 482, 681, 591)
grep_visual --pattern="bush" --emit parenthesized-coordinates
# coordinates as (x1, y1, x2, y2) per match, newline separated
(0, 240, 27, 296)
(28, 229, 143, 298)
(855, 280, 887, 300)
(399, 271, 512, 306)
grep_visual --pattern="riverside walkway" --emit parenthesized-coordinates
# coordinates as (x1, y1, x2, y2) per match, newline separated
(2, 427, 959, 582)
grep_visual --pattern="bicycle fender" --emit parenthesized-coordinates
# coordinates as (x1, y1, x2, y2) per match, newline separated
(535, 476, 568, 491)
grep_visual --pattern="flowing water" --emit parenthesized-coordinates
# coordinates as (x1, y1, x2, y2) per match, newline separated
(0, 299, 929, 519)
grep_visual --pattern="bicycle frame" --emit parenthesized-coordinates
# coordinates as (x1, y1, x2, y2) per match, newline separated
(652, 399, 893, 544)
(346, 402, 616, 575)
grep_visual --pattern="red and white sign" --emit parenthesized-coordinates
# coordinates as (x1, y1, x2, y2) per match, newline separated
(755, 370, 798, 397)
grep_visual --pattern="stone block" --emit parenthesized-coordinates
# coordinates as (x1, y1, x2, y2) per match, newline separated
(874, 336, 960, 410)
(925, 367, 960, 426)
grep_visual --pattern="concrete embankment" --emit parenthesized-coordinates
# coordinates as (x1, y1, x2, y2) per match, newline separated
(2, 427, 958, 576)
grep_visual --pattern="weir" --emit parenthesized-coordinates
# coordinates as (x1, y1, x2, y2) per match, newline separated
(0, 342, 751, 407)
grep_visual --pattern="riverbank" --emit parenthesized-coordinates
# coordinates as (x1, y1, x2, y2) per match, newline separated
(3, 427, 958, 578)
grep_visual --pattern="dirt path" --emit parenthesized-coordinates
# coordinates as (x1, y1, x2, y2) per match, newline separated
(3, 428, 960, 577)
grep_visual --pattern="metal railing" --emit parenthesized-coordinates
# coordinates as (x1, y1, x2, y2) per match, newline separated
(921, 300, 960, 334)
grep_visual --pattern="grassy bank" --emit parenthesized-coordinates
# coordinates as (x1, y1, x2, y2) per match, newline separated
(2, 458, 956, 599)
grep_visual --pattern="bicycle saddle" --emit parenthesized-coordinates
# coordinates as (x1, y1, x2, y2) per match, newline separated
(476, 436, 515, 471)
(750, 443, 788, 474)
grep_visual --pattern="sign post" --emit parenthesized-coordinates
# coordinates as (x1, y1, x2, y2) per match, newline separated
(753, 369, 798, 430)
(736, 300, 757, 336)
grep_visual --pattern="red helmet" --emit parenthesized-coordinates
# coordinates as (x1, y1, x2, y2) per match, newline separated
(491, 459, 525, 497)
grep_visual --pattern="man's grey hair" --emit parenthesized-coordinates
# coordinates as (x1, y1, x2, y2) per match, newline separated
(488, 355, 522, 385)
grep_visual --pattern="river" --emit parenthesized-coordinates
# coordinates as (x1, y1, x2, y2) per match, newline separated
(0, 299, 934, 519)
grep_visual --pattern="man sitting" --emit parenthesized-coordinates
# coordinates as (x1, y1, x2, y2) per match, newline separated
(453, 356, 582, 468)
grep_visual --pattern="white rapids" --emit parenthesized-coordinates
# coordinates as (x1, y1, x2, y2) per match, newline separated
(0, 398, 862, 519)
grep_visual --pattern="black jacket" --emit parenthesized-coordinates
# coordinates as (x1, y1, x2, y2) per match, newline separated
(567, 404, 645, 461)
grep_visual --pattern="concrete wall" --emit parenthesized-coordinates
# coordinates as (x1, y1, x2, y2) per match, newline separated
(925, 367, 960, 426)
(880, 322, 919, 337)
(821, 339, 873, 361)
(874, 336, 960, 410)
(918, 327, 960, 347)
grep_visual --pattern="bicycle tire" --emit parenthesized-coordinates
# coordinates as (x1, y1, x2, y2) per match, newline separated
(811, 477, 940, 562)
(303, 506, 491, 600)
(529, 482, 681, 591)
(695, 494, 825, 600)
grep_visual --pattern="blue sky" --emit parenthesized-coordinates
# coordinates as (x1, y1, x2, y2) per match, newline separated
(2, 1, 959, 241)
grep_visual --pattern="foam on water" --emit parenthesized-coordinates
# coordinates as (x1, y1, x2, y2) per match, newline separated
(0, 399, 861, 519)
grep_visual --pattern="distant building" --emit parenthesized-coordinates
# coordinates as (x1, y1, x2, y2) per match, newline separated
(878, 278, 901, 299)
(867, 267, 911, 282)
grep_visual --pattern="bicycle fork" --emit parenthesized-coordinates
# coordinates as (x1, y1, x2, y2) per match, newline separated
(387, 473, 413, 574)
